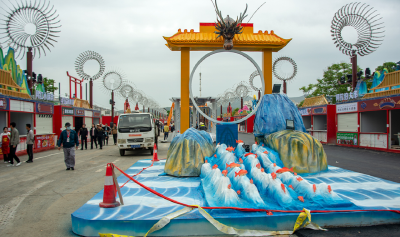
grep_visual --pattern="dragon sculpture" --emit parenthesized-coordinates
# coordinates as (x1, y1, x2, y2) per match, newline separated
(213, 0, 248, 50)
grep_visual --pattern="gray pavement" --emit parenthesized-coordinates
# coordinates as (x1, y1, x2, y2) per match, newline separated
(0, 136, 169, 237)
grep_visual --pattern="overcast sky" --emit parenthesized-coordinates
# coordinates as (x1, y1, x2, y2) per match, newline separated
(2, 0, 399, 110)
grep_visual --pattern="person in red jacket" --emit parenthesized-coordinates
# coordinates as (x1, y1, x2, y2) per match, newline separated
(1, 127, 10, 163)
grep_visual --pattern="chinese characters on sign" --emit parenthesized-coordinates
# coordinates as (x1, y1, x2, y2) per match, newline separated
(62, 108, 74, 115)
(336, 102, 358, 113)
(61, 97, 74, 106)
(36, 134, 55, 149)
(35, 91, 54, 101)
(337, 133, 358, 146)
(336, 91, 358, 102)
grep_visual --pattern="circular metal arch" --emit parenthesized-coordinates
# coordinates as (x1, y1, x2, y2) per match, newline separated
(189, 49, 265, 124)
(0, 0, 62, 59)
(331, 2, 385, 56)
(272, 56, 297, 81)
(102, 70, 123, 91)
(75, 50, 105, 80)
(249, 70, 261, 91)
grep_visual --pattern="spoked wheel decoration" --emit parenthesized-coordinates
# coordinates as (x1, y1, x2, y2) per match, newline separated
(102, 70, 124, 118)
(75, 50, 105, 108)
(331, 2, 385, 57)
(331, 2, 384, 91)
(0, 0, 62, 59)
(272, 56, 297, 94)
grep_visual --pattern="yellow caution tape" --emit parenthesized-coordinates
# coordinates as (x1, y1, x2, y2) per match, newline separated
(99, 207, 327, 237)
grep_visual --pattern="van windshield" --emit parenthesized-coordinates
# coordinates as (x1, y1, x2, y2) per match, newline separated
(119, 114, 151, 129)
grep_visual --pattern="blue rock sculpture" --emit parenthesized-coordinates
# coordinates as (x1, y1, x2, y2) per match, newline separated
(253, 94, 307, 137)
(164, 128, 214, 177)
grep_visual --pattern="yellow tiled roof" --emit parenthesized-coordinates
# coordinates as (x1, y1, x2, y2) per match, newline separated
(163, 23, 291, 52)
(301, 95, 329, 108)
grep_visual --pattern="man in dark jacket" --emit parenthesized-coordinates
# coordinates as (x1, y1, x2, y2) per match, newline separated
(95, 124, 104, 149)
(79, 124, 88, 150)
(89, 123, 97, 149)
(57, 122, 79, 170)
(103, 123, 110, 146)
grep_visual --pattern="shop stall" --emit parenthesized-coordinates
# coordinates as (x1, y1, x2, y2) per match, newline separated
(34, 101, 56, 152)
(233, 114, 255, 134)
(299, 96, 336, 144)
(357, 96, 400, 151)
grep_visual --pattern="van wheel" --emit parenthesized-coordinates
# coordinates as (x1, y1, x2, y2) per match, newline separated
(119, 149, 125, 156)
(150, 148, 154, 156)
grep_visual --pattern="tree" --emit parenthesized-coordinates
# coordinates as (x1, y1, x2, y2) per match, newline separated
(375, 62, 397, 73)
(43, 77, 58, 93)
(299, 62, 362, 104)
(233, 107, 239, 115)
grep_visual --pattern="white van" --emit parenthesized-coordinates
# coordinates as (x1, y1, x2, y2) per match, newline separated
(117, 112, 158, 156)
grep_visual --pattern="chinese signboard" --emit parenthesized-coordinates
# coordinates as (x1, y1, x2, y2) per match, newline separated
(336, 90, 358, 102)
(62, 107, 74, 115)
(336, 102, 358, 113)
(359, 96, 400, 111)
(36, 102, 53, 114)
(60, 97, 74, 106)
(35, 134, 55, 149)
(35, 91, 54, 101)
(75, 108, 85, 116)
(312, 106, 327, 115)
(93, 111, 101, 117)
(0, 97, 8, 110)
(299, 108, 311, 116)
(337, 132, 358, 146)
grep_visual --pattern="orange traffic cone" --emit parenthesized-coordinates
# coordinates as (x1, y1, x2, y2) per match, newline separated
(99, 164, 120, 208)
(152, 143, 160, 162)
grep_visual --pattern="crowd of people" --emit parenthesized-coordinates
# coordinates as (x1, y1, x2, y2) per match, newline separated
(1, 121, 119, 171)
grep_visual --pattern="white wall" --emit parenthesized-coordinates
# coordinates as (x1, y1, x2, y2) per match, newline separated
(361, 111, 387, 133)
(313, 115, 327, 130)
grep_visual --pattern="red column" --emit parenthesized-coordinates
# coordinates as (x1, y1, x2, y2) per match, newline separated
(351, 52, 357, 92)
(27, 47, 33, 91)
(90, 79, 93, 108)
(283, 81, 287, 94)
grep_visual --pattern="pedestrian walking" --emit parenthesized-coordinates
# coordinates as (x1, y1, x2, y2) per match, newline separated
(95, 124, 104, 149)
(103, 123, 110, 146)
(57, 122, 79, 170)
(164, 123, 169, 140)
(90, 123, 97, 149)
(25, 124, 34, 163)
(171, 123, 175, 133)
(79, 124, 88, 150)
(112, 124, 118, 145)
(1, 127, 10, 163)
(8, 122, 21, 167)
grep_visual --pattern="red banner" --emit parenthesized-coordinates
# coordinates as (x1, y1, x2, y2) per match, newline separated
(359, 96, 400, 111)
(35, 134, 55, 149)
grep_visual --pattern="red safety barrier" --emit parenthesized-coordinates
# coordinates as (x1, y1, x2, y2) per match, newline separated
(110, 163, 400, 215)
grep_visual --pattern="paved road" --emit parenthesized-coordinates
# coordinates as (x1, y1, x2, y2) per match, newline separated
(0, 136, 169, 237)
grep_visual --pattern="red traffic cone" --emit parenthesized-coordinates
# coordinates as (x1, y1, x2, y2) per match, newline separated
(99, 164, 120, 208)
(152, 143, 160, 162)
